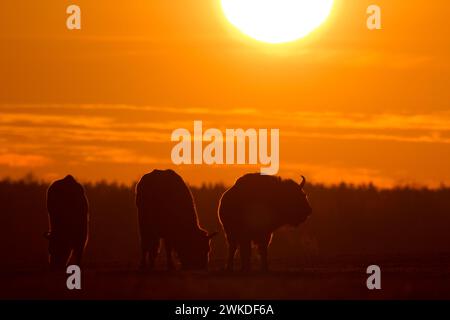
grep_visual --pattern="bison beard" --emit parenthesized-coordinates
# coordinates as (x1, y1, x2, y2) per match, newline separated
(136, 169, 217, 271)
(219, 173, 312, 271)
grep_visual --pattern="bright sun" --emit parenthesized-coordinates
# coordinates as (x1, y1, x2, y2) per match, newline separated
(221, 0, 334, 44)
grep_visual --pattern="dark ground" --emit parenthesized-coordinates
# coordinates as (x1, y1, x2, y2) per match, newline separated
(1, 179, 450, 300)
(1, 256, 449, 300)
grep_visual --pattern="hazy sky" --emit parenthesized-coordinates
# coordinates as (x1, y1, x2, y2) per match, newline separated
(0, 0, 449, 187)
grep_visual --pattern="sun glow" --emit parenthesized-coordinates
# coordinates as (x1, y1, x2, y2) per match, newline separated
(221, 0, 334, 44)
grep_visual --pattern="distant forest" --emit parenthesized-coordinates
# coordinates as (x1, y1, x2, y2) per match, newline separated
(1, 176, 449, 269)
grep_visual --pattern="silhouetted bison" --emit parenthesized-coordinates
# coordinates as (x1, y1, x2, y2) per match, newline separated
(219, 173, 312, 271)
(45, 175, 89, 270)
(136, 169, 217, 270)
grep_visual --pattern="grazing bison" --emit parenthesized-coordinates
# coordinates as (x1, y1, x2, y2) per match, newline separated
(136, 169, 217, 270)
(219, 173, 312, 271)
(45, 175, 89, 270)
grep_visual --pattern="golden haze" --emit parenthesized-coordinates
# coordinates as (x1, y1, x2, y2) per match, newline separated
(0, 0, 449, 187)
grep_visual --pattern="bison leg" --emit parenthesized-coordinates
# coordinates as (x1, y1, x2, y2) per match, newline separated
(71, 244, 85, 267)
(257, 245, 269, 272)
(49, 245, 71, 271)
(140, 234, 160, 270)
(225, 237, 238, 271)
(146, 238, 160, 270)
(239, 239, 252, 272)
(164, 240, 175, 271)
(257, 243, 269, 271)
(256, 234, 272, 272)
(139, 249, 149, 270)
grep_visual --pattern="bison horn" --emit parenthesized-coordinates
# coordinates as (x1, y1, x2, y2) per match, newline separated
(299, 175, 306, 189)
(207, 231, 219, 239)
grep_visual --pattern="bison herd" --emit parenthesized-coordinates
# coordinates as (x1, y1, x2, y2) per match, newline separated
(45, 170, 312, 272)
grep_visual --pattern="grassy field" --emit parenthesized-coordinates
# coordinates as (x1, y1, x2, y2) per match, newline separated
(2, 256, 450, 300)
(1, 177, 450, 299)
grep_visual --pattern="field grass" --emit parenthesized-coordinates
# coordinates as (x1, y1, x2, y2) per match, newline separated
(1, 177, 450, 299)
(2, 256, 450, 300)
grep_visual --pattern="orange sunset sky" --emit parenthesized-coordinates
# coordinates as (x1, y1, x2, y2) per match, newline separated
(0, 0, 449, 187)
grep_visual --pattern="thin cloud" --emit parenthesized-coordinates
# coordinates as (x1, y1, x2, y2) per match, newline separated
(1, 104, 449, 186)
(0, 153, 50, 168)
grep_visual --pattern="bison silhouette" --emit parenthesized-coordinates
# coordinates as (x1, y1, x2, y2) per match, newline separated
(45, 175, 89, 270)
(219, 173, 312, 271)
(136, 169, 217, 270)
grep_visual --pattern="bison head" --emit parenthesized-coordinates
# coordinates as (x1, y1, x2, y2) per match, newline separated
(284, 176, 312, 226)
(177, 230, 218, 270)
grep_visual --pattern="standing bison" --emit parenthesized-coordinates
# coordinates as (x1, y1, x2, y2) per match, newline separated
(136, 169, 217, 270)
(219, 173, 312, 271)
(45, 175, 89, 270)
